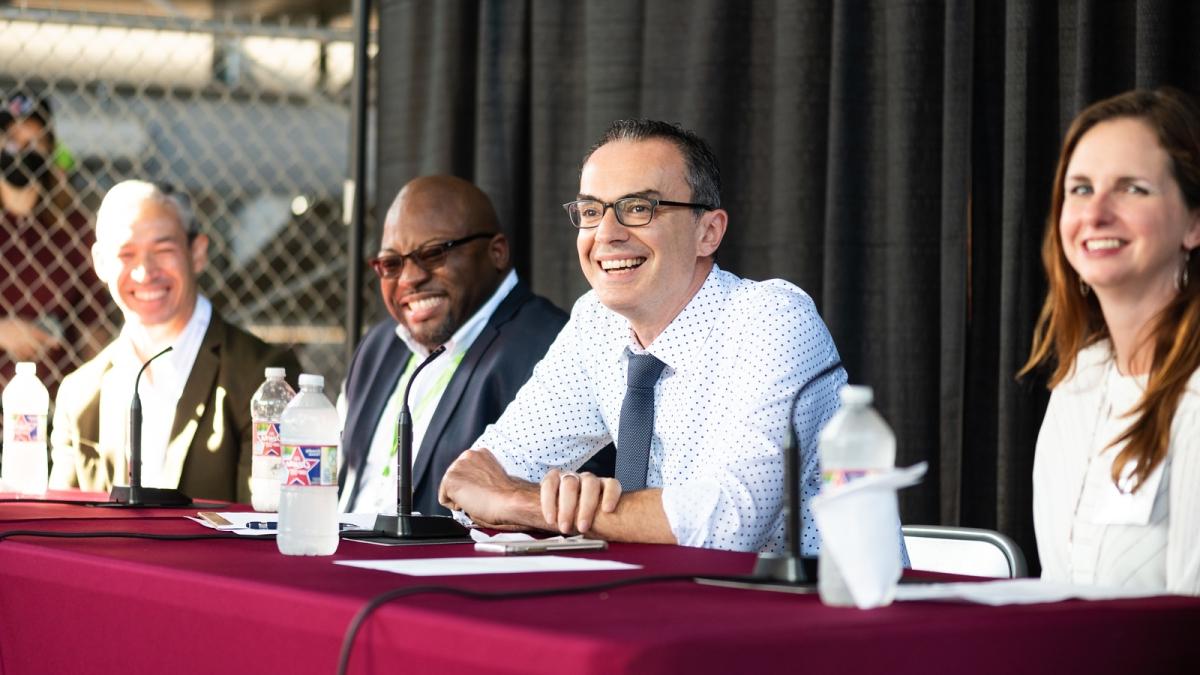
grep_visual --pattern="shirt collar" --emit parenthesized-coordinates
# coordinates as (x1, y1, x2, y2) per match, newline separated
(609, 264, 729, 372)
(395, 269, 518, 359)
(114, 295, 211, 395)
(116, 295, 211, 361)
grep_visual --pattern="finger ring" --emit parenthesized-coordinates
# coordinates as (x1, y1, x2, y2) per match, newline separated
(560, 471, 579, 480)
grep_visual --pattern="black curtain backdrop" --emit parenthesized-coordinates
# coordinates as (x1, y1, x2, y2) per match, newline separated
(372, 0, 1200, 572)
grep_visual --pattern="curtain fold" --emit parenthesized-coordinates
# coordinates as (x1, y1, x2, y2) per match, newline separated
(822, 0, 961, 530)
(376, 0, 1200, 573)
(937, 0, 974, 526)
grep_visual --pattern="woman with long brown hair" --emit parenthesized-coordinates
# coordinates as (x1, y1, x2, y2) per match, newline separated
(1022, 87, 1200, 594)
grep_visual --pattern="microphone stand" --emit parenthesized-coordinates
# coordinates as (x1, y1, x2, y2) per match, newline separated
(108, 346, 193, 507)
(370, 345, 470, 540)
(749, 425, 811, 584)
(697, 360, 843, 592)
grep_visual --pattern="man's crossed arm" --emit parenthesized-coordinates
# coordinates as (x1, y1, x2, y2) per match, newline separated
(438, 448, 676, 544)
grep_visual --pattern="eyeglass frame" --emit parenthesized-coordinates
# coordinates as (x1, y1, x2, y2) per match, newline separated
(368, 231, 495, 279)
(562, 196, 715, 229)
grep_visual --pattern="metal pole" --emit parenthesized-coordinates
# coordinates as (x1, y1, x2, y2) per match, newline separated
(345, 0, 372, 362)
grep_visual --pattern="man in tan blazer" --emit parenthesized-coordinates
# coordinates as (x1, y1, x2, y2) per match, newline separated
(49, 180, 299, 503)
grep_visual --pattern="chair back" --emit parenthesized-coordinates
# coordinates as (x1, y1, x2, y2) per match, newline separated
(902, 525, 1028, 578)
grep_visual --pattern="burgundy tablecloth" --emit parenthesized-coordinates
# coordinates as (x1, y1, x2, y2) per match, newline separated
(1, 495, 1197, 675)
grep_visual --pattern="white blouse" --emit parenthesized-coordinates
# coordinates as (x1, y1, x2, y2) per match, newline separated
(1033, 342, 1200, 595)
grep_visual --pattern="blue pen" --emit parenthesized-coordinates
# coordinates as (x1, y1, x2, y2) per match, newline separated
(244, 522, 358, 530)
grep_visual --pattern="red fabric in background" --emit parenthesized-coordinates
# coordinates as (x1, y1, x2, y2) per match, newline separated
(0, 496, 1198, 675)
(0, 209, 107, 397)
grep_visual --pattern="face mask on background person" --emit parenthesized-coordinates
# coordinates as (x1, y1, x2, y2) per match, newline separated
(0, 146, 48, 188)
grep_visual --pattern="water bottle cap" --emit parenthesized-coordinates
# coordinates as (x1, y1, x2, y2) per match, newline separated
(264, 367, 286, 379)
(15, 362, 36, 376)
(839, 384, 873, 405)
(298, 373, 324, 388)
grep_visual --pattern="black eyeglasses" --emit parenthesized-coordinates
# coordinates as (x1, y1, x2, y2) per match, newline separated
(368, 232, 494, 279)
(562, 197, 714, 229)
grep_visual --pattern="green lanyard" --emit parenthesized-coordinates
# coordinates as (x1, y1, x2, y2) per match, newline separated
(383, 351, 465, 477)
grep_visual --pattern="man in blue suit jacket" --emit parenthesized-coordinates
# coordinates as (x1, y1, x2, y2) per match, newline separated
(339, 176, 606, 516)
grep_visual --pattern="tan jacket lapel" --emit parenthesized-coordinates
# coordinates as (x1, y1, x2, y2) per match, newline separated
(160, 318, 223, 489)
(97, 361, 131, 489)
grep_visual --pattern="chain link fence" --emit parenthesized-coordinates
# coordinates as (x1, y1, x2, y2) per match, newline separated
(0, 6, 369, 398)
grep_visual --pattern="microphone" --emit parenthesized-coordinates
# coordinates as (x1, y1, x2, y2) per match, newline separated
(107, 346, 193, 507)
(367, 344, 470, 541)
(398, 345, 445, 516)
(697, 359, 843, 591)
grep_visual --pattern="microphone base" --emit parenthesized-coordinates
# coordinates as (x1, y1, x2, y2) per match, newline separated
(107, 485, 194, 507)
(694, 554, 818, 594)
(369, 513, 472, 541)
(751, 551, 815, 585)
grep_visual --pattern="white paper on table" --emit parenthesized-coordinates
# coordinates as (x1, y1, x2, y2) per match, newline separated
(334, 555, 641, 576)
(469, 530, 535, 543)
(811, 462, 927, 608)
(185, 511, 378, 537)
(896, 578, 1168, 605)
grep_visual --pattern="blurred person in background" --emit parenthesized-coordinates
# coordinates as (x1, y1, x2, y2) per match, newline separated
(0, 90, 106, 398)
(49, 180, 300, 503)
(1023, 87, 1200, 595)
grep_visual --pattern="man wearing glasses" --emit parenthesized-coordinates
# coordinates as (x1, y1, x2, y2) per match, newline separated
(440, 120, 846, 553)
(338, 175, 585, 517)
(49, 180, 300, 502)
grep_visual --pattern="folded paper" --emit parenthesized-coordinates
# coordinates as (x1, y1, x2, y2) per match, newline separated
(812, 462, 927, 608)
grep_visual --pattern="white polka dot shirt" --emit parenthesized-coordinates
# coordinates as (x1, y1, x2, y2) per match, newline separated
(475, 265, 845, 553)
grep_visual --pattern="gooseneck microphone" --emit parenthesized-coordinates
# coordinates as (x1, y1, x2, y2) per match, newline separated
(697, 359, 844, 591)
(750, 359, 844, 585)
(398, 345, 445, 516)
(367, 344, 470, 541)
(107, 346, 193, 507)
(129, 346, 171, 493)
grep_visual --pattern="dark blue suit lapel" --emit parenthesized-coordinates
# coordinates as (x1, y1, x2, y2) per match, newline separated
(345, 335, 412, 510)
(412, 283, 532, 495)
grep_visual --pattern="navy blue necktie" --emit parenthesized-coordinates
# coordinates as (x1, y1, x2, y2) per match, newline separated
(615, 353, 666, 491)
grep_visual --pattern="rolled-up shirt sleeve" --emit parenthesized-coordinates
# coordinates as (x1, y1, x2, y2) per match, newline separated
(659, 283, 843, 552)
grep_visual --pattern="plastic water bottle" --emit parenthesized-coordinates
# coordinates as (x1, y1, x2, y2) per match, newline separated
(817, 384, 896, 606)
(277, 373, 339, 556)
(2, 362, 50, 494)
(250, 367, 295, 512)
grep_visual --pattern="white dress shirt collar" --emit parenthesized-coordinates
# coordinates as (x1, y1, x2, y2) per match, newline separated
(613, 264, 726, 373)
(114, 295, 212, 396)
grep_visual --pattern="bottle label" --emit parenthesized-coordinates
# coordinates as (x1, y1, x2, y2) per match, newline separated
(4, 414, 46, 443)
(281, 444, 337, 486)
(253, 421, 282, 457)
(252, 455, 282, 477)
(821, 468, 876, 489)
